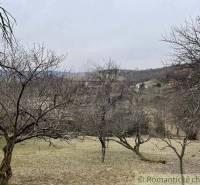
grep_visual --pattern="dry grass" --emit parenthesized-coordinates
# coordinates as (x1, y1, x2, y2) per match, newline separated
(0, 137, 199, 185)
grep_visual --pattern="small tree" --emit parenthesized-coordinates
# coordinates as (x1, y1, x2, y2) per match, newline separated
(158, 135, 188, 185)
(109, 106, 151, 157)
(109, 88, 165, 164)
(79, 61, 123, 162)
(0, 45, 81, 185)
(160, 16, 200, 185)
(154, 83, 200, 185)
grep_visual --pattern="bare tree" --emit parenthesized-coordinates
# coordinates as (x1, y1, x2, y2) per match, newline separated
(109, 88, 165, 164)
(163, 16, 200, 79)
(79, 61, 124, 162)
(0, 6, 16, 46)
(0, 45, 81, 185)
(160, 16, 200, 185)
(109, 107, 151, 158)
(93, 62, 123, 163)
(158, 87, 200, 185)
(153, 79, 200, 185)
(158, 135, 188, 185)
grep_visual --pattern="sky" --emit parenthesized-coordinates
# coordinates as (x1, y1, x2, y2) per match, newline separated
(2, 0, 200, 71)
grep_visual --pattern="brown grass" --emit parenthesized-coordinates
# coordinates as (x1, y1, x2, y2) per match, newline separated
(0, 137, 199, 185)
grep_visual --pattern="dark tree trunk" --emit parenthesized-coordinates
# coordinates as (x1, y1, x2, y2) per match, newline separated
(134, 137, 140, 154)
(135, 144, 140, 153)
(133, 134, 166, 164)
(179, 157, 185, 185)
(0, 141, 14, 185)
(134, 127, 141, 153)
(99, 137, 106, 163)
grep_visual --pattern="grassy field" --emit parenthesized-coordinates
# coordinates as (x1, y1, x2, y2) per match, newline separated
(0, 137, 200, 185)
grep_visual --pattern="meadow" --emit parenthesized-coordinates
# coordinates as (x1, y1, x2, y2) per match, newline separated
(0, 137, 199, 185)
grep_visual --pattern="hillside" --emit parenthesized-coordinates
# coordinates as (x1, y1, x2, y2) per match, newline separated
(66, 65, 191, 83)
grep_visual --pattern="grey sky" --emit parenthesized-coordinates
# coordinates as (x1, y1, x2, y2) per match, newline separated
(3, 0, 200, 71)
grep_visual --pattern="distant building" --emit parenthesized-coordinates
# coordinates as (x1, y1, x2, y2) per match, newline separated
(136, 79, 161, 91)
(135, 82, 145, 92)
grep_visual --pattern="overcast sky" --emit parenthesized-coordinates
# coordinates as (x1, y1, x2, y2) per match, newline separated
(2, 0, 200, 71)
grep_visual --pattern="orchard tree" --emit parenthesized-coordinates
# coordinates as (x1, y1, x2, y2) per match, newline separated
(109, 88, 165, 164)
(159, 16, 200, 185)
(79, 61, 124, 162)
(155, 87, 199, 185)
(0, 45, 81, 185)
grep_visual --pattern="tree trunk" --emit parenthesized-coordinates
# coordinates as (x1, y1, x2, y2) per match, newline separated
(179, 157, 185, 185)
(134, 146, 166, 164)
(0, 141, 14, 185)
(134, 133, 141, 153)
(99, 137, 106, 163)
(135, 144, 140, 153)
